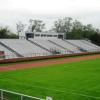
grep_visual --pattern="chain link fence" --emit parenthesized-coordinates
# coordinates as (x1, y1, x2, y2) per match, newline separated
(0, 48, 100, 60)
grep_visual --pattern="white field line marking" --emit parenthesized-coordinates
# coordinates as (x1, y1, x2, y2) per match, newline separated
(88, 84, 100, 91)
(1, 79, 100, 100)
(23, 84, 100, 99)
(0, 77, 100, 100)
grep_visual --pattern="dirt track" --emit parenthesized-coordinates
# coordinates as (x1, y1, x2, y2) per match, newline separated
(0, 54, 100, 72)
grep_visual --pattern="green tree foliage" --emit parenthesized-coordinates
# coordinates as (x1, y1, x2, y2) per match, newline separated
(90, 33, 100, 46)
(53, 17, 72, 33)
(29, 19, 45, 32)
(0, 27, 17, 39)
(53, 17, 100, 45)
(0, 27, 9, 38)
(69, 20, 84, 39)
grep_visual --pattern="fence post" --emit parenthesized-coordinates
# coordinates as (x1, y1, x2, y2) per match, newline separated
(46, 96, 53, 100)
(21, 95, 23, 100)
(1, 90, 3, 100)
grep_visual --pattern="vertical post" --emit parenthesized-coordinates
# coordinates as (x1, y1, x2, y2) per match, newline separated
(21, 95, 23, 100)
(46, 96, 53, 100)
(1, 90, 3, 100)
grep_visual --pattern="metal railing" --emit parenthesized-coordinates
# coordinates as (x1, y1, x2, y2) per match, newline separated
(0, 89, 52, 100)
(0, 48, 100, 60)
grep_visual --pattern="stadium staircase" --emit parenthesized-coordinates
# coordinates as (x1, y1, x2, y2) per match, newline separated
(27, 39, 53, 54)
(48, 40, 74, 53)
(64, 40, 87, 52)
(0, 41, 23, 57)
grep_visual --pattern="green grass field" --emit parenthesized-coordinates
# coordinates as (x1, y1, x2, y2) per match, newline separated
(0, 58, 100, 100)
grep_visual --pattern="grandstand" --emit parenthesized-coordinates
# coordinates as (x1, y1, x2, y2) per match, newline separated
(67, 40, 100, 52)
(0, 32, 100, 59)
(0, 43, 17, 59)
(49, 39, 82, 53)
(0, 39, 51, 58)
(29, 39, 71, 54)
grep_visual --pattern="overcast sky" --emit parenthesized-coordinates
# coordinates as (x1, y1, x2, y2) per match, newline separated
(0, 0, 100, 33)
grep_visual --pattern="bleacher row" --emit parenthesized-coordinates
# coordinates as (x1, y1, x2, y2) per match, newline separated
(0, 39, 100, 59)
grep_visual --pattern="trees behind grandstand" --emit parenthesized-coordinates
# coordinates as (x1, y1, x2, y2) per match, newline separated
(0, 18, 100, 45)
(0, 27, 18, 39)
(28, 19, 45, 32)
(53, 17, 100, 45)
(16, 21, 26, 38)
(0, 19, 45, 39)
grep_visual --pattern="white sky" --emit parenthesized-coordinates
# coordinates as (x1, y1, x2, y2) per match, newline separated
(0, 0, 100, 33)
